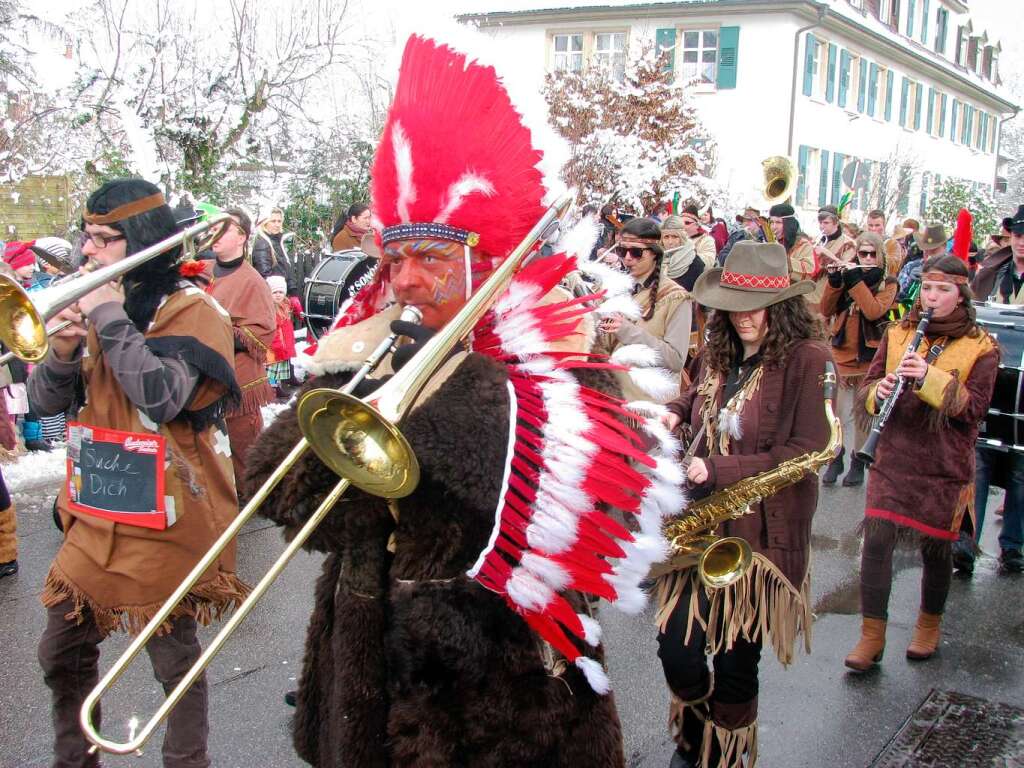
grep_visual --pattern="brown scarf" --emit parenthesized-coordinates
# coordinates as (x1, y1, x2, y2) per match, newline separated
(907, 304, 974, 340)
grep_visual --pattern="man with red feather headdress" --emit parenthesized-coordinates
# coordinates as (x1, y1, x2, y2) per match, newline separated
(245, 32, 681, 767)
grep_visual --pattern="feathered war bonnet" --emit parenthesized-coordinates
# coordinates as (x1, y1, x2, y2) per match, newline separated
(332, 33, 550, 330)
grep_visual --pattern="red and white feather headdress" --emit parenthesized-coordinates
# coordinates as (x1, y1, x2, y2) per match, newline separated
(322, 31, 683, 693)
(332, 34, 551, 330)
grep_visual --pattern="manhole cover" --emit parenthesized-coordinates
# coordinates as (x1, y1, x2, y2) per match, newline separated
(871, 689, 1024, 766)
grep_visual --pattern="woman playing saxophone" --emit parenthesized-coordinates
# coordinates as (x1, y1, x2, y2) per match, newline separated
(656, 241, 832, 768)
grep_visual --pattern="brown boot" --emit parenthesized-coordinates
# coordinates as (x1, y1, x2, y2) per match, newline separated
(844, 617, 886, 672)
(906, 612, 941, 660)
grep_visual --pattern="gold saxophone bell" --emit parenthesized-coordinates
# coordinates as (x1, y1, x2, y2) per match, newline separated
(664, 363, 842, 589)
(78, 192, 576, 757)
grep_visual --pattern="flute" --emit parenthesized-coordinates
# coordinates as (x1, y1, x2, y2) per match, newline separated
(855, 307, 934, 465)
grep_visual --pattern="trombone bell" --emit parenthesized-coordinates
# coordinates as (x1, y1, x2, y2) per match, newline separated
(297, 388, 420, 499)
(0, 278, 49, 363)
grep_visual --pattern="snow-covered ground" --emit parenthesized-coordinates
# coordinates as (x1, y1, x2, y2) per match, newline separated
(3, 401, 292, 494)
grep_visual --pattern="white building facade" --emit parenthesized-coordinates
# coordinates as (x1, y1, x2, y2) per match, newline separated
(466, 0, 1018, 231)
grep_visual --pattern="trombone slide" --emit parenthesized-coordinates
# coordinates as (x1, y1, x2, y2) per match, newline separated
(80, 306, 422, 755)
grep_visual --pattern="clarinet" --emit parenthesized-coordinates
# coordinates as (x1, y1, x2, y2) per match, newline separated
(856, 307, 934, 465)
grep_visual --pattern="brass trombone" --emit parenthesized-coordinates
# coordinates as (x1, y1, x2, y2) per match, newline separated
(79, 192, 575, 756)
(0, 214, 231, 364)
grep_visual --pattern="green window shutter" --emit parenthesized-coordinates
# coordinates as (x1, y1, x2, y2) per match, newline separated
(831, 152, 845, 205)
(825, 43, 837, 103)
(936, 9, 948, 53)
(797, 145, 809, 205)
(884, 70, 894, 121)
(926, 87, 934, 133)
(907, 0, 916, 37)
(656, 28, 676, 74)
(857, 59, 868, 112)
(920, 171, 930, 216)
(867, 62, 879, 115)
(939, 93, 947, 137)
(920, 0, 930, 45)
(838, 50, 851, 107)
(951, 99, 959, 142)
(819, 150, 831, 207)
(899, 77, 909, 126)
(803, 33, 816, 96)
(965, 105, 973, 144)
(717, 26, 740, 88)
(913, 83, 922, 129)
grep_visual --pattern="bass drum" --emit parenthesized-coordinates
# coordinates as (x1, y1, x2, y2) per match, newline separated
(303, 249, 379, 340)
(975, 302, 1024, 454)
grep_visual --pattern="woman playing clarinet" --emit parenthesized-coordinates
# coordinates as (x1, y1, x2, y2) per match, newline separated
(845, 254, 998, 671)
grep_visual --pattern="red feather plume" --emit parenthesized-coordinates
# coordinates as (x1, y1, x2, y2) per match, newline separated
(951, 208, 972, 263)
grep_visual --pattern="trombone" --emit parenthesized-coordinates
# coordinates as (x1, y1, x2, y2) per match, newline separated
(79, 192, 575, 757)
(0, 214, 231, 364)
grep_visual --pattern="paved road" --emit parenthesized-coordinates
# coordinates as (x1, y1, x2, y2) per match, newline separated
(1, 467, 1020, 768)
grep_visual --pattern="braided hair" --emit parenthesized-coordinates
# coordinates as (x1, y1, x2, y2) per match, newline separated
(620, 217, 664, 321)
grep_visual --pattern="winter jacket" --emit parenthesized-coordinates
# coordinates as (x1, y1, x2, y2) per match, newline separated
(251, 230, 297, 295)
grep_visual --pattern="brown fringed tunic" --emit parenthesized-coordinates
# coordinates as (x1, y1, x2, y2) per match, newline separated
(203, 257, 277, 414)
(659, 340, 833, 664)
(37, 286, 247, 634)
(859, 323, 999, 541)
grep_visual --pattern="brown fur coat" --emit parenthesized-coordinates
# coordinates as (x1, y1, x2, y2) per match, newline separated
(245, 354, 625, 767)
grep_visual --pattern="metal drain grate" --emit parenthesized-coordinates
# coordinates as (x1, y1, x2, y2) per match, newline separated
(870, 689, 1024, 767)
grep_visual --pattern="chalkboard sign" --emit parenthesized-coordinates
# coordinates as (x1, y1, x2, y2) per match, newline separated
(66, 422, 169, 530)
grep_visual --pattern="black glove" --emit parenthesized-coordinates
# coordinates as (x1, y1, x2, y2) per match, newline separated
(389, 320, 436, 372)
(827, 269, 844, 288)
(843, 268, 863, 289)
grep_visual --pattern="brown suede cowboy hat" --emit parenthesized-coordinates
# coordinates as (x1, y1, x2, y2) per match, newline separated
(693, 241, 813, 312)
(913, 223, 947, 251)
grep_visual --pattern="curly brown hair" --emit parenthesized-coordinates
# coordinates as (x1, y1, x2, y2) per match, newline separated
(703, 297, 827, 375)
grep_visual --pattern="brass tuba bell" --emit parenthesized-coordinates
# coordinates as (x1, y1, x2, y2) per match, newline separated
(761, 155, 796, 206)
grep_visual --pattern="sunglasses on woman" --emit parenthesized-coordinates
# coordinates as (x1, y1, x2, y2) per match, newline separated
(615, 246, 649, 259)
(857, 249, 877, 257)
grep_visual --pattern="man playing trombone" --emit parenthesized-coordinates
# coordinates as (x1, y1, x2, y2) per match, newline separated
(242, 32, 676, 768)
(27, 179, 246, 768)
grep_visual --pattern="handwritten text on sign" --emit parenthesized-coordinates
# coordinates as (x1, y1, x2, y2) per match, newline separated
(66, 423, 169, 530)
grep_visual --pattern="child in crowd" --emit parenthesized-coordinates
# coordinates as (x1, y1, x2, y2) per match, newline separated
(266, 274, 303, 400)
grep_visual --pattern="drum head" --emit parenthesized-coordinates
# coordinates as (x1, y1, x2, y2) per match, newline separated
(303, 250, 379, 340)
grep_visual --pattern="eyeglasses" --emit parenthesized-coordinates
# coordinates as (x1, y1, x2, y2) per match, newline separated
(681, 219, 699, 227)
(857, 249, 877, 256)
(615, 246, 648, 260)
(80, 231, 127, 249)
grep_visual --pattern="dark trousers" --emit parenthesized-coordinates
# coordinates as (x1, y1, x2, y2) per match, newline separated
(860, 520, 952, 620)
(225, 409, 264, 483)
(38, 600, 210, 768)
(657, 576, 761, 730)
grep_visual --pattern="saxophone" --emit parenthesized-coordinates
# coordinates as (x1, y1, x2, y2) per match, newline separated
(662, 361, 842, 588)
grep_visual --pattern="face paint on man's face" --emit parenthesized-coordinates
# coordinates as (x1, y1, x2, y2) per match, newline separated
(386, 238, 470, 330)
(431, 268, 465, 306)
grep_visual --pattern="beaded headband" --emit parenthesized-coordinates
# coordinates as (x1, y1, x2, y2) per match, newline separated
(381, 222, 480, 248)
(921, 270, 968, 285)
